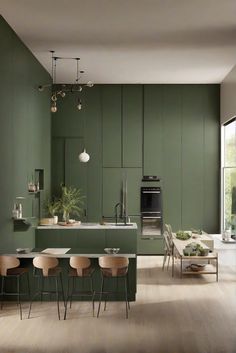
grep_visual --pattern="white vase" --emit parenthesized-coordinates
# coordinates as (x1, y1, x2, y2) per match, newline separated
(53, 216, 58, 225)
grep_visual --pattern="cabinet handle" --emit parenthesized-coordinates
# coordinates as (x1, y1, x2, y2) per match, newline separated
(142, 216, 162, 219)
(142, 191, 160, 194)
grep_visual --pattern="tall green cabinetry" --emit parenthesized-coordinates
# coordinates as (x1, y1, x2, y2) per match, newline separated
(51, 84, 220, 255)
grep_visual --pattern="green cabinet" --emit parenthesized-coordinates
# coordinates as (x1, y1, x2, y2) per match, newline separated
(162, 85, 182, 230)
(102, 85, 122, 167)
(36, 229, 107, 248)
(51, 138, 65, 196)
(143, 85, 163, 176)
(85, 87, 103, 221)
(122, 85, 143, 167)
(105, 229, 137, 252)
(182, 86, 204, 230)
(51, 84, 220, 234)
(102, 168, 142, 217)
(202, 86, 220, 232)
(35, 226, 137, 301)
(130, 216, 164, 254)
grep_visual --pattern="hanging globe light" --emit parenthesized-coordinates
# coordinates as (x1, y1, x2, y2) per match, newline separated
(78, 149, 90, 163)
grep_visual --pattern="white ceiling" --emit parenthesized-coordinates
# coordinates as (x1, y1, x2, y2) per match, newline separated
(1, 0, 236, 83)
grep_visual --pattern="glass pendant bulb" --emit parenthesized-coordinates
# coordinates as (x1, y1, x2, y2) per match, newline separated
(78, 149, 90, 163)
(51, 102, 57, 113)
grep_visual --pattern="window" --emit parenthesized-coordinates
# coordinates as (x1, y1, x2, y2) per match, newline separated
(222, 118, 236, 231)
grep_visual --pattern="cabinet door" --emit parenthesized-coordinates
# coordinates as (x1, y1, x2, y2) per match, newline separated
(105, 229, 137, 253)
(126, 168, 142, 216)
(122, 85, 143, 167)
(162, 85, 182, 230)
(143, 85, 163, 176)
(85, 86, 103, 221)
(102, 168, 142, 217)
(102, 168, 123, 217)
(51, 138, 65, 197)
(203, 85, 220, 233)
(182, 85, 204, 230)
(65, 138, 87, 219)
(102, 85, 122, 167)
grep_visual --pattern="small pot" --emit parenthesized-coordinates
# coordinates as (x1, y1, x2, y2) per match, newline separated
(53, 216, 58, 225)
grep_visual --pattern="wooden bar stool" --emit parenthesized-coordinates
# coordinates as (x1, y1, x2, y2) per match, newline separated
(28, 256, 65, 320)
(0, 255, 30, 320)
(97, 256, 129, 319)
(64, 256, 95, 320)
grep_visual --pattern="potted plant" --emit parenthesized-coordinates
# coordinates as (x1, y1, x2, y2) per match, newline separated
(42, 198, 60, 225)
(59, 185, 84, 223)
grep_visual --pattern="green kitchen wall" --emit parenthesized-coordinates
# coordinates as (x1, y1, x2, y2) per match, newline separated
(0, 16, 51, 250)
(0, 16, 220, 255)
(52, 84, 220, 253)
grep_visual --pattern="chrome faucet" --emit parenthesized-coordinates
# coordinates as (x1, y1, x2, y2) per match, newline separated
(114, 202, 127, 225)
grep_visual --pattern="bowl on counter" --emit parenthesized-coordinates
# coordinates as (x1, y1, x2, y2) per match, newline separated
(16, 248, 30, 254)
(104, 248, 120, 254)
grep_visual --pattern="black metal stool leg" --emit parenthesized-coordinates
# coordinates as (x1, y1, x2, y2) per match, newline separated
(59, 273, 66, 307)
(28, 291, 40, 319)
(55, 277, 60, 320)
(64, 276, 71, 320)
(26, 272, 31, 300)
(17, 276, 22, 320)
(97, 276, 104, 318)
(124, 276, 128, 319)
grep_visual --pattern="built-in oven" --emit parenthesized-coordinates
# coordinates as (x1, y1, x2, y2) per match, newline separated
(141, 187, 162, 238)
(141, 187, 162, 213)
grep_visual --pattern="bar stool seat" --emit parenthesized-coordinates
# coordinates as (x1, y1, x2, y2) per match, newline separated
(64, 256, 95, 320)
(97, 256, 130, 319)
(28, 256, 65, 320)
(0, 255, 30, 320)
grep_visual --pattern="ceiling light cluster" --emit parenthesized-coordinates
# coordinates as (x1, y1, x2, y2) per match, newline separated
(38, 51, 94, 113)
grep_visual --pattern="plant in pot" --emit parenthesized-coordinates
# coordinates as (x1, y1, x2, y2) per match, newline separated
(42, 198, 60, 225)
(59, 185, 84, 224)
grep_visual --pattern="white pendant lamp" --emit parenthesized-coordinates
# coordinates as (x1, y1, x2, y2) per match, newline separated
(79, 149, 90, 163)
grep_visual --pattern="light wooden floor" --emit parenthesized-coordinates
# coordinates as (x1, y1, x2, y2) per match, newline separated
(0, 250, 236, 353)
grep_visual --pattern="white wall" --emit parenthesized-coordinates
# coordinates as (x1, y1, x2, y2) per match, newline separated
(221, 65, 236, 124)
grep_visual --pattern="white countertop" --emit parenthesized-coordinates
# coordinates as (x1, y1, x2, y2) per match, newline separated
(37, 222, 137, 230)
(1, 249, 136, 258)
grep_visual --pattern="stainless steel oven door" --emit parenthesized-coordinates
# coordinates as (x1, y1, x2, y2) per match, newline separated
(141, 216, 162, 238)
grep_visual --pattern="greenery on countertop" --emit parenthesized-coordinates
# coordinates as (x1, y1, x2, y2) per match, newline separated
(43, 197, 60, 217)
(59, 185, 84, 222)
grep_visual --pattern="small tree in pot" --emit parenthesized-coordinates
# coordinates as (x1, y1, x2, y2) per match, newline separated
(42, 198, 60, 225)
(59, 185, 84, 223)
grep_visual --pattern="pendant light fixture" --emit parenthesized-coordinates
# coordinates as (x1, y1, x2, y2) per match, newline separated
(38, 51, 94, 113)
(78, 149, 90, 163)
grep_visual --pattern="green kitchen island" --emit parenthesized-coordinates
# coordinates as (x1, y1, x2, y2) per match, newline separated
(35, 222, 138, 301)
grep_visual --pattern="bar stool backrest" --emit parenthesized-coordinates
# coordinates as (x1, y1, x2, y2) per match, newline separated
(33, 256, 59, 277)
(70, 256, 91, 276)
(99, 256, 129, 277)
(0, 256, 20, 276)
